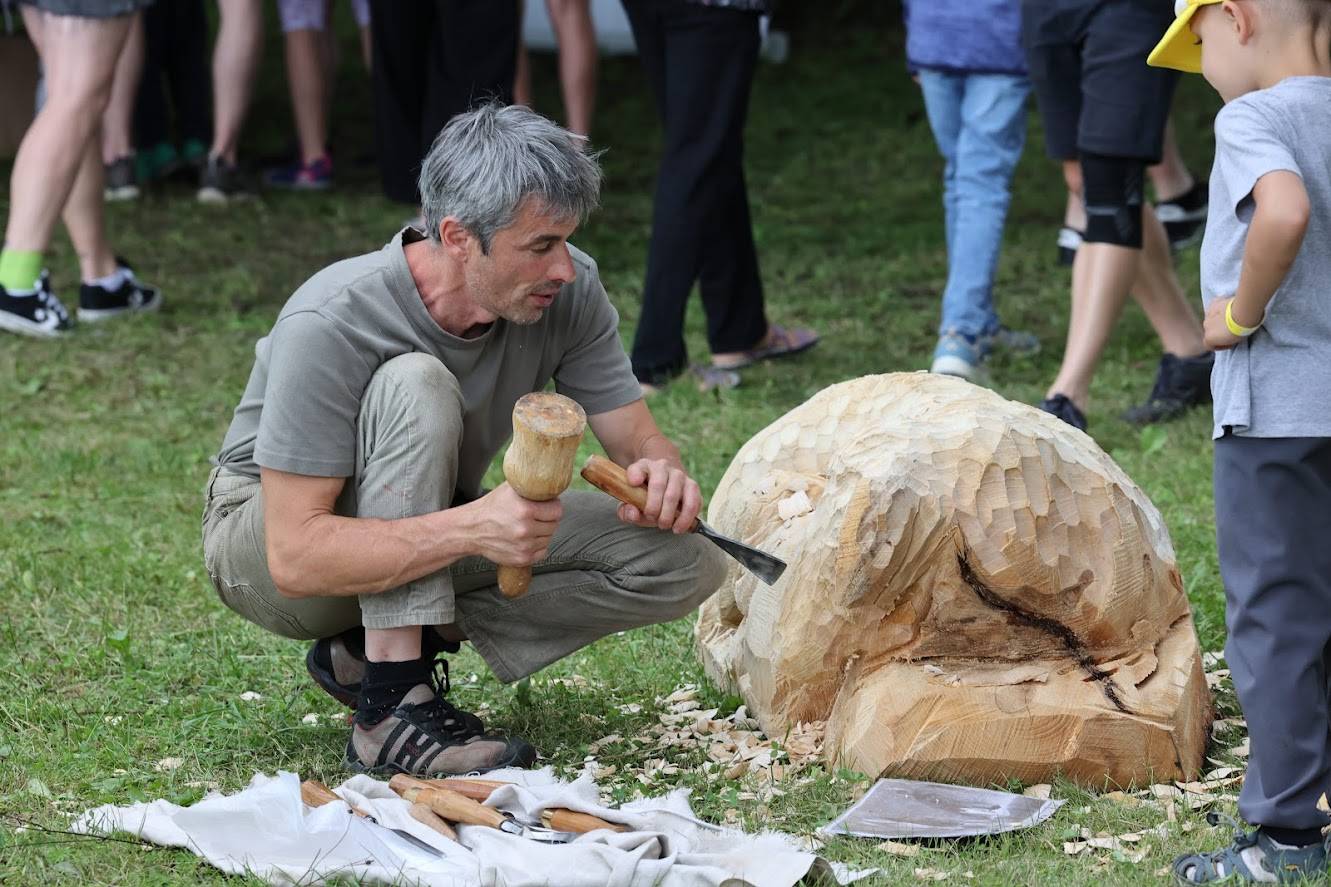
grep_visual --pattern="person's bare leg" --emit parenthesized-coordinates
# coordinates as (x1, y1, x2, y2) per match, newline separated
(1127, 204, 1204, 356)
(4, 9, 129, 254)
(61, 137, 117, 280)
(365, 626, 422, 662)
(100, 11, 143, 164)
(1045, 240, 1139, 408)
(284, 29, 328, 164)
(1062, 159, 1086, 232)
(546, 0, 595, 136)
(1147, 119, 1194, 202)
(210, 0, 263, 165)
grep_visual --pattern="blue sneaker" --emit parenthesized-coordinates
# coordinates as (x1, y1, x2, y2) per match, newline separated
(985, 326, 1040, 356)
(930, 332, 985, 380)
(263, 155, 333, 191)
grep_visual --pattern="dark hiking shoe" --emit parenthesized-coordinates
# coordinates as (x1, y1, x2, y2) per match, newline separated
(78, 258, 162, 323)
(1122, 352, 1214, 426)
(307, 628, 461, 709)
(346, 663, 536, 777)
(1156, 181, 1208, 253)
(104, 156, 140, 201)
(1041, 394, 1088, 432)
(1173, 814, 1328, 883)
(198, 155, 251, 203)
(0, 271, 72, 338)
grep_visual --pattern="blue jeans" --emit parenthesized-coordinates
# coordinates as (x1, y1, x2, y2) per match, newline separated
(918, 69, 1029, 341)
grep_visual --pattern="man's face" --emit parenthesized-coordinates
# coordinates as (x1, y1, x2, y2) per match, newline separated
(465, 200, 579, 326)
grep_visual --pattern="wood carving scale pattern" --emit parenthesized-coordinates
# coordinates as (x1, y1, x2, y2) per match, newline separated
(695, 373, 1212, 787)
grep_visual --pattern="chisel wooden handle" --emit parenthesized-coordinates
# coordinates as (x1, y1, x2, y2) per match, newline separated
(390, 774, 509, 830)
(425, 777, 509, 802)
(581, 455, 699, 531)
(408, 802, 459, 842)
(302, 779, 371, 818)
(541, 808, 627, 834)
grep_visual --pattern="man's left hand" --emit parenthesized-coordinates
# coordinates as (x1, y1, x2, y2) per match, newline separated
(617, 459, 702, 534)
(1204, 296, 1243, 351)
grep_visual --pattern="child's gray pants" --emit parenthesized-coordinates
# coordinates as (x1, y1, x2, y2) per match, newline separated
(1215, 434, 1331, 831)
(201, 353, 730, 684)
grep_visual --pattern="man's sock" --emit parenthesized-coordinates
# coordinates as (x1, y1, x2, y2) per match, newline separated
(355, 657, 431, 726)
(1263, 825, 1324, 848)
(0, 249, 43, 292)
(83, 266, 131, 290)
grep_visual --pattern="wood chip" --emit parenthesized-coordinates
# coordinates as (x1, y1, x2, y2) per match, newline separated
(877, 841, 920, 857)
(154, 757, 184, 772)
(1022, 784, 1052, 800)
(913, 868, 948, 881)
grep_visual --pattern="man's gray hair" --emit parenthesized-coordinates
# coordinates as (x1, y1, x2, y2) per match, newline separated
(418, 103, 603, 253)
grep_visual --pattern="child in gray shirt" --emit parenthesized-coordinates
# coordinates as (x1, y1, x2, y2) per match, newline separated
(1149, 0, 1331, 882)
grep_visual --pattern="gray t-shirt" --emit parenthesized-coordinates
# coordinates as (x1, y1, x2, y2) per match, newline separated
(216, 228, 641, 499)
(1201, 76, 1331, 439)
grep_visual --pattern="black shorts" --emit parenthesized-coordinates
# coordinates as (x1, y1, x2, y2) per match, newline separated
(1021, 0, 1181, 162)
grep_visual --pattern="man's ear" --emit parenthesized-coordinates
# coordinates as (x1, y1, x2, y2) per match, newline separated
(1224, 0, 1256, 44)
(438, 217, 474, 260)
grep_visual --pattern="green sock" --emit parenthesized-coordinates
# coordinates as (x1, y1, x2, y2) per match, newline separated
(0, 249, 43, 292)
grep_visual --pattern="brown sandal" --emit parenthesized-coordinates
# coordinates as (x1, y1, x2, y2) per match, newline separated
(712, 323, 820, 371)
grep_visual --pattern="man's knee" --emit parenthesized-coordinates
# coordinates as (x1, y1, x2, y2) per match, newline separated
(362, 353, 464, 443)
(654, 535, 730, 621)
(1080, 152, 1145, 248)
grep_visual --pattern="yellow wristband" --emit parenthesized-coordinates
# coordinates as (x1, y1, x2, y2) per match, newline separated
(1225, 300, 1260, 338)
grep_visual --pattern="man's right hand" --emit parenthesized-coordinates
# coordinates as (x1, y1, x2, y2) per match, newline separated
(464, 483, 563, 567)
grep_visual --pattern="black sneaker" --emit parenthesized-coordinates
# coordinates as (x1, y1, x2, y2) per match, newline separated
(1041, 394, 1088, 432)
(0, 271, 72, 338)
(307, 627, 461, 709)
(346, 661, 536, 777)
(198, 155, 251, 203)
(1121, 352, 1214, 426)
(77, 258, 162, 323)
(104, 156, 140, 201)
(1156, 181, 1208, 253)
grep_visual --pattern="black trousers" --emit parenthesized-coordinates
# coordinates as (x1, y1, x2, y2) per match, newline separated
(622, 0, 768, 384)
(1215, 434, 1331, 830)
(368, 0, 520, 204)
(135, 0, 212, 149)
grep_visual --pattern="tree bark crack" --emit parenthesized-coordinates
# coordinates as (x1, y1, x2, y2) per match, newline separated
(957, 553, 1130, 714)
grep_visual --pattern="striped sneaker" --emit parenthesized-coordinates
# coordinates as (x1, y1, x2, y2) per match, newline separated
(346, 662, 536, 776)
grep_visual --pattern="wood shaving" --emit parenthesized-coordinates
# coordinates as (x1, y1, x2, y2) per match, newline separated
(914, 868, 948, 881)
(239, 691, 262, 701)
(1022, 784, 1052, 800)
(877, 840, 920, 857)
(154, 758, 184, 772)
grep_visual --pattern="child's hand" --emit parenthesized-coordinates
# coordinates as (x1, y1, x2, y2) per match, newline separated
(1204, 297, 1243, 351)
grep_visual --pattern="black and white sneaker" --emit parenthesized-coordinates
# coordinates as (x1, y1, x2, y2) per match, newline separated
(77, 258, 162, 323)
(198, 155, 251, 204)
(1121, 352, 1214, 426)
(1156, 181, 1208, 253)
(104, 156, 140, 201)
(1056, 226, 1083, 267)
(0, 271, 73, 338)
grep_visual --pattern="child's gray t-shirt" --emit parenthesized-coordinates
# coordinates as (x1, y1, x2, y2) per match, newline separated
(1200, 76, 1331, 439)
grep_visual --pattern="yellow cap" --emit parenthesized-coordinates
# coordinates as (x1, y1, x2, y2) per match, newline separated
(1148, 0, 1224, 72)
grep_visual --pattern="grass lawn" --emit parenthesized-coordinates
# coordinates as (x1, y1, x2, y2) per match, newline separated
(0, 11, 1243, 886)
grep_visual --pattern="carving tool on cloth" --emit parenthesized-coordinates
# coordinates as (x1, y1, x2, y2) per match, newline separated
(424, 777, 628, 834)
(389, 775, 580, 843)
(581, 454, 788, 586)
(300, 779, 454, 856)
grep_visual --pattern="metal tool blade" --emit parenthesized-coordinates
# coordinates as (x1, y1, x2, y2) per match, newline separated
(696, 520, 787, 586)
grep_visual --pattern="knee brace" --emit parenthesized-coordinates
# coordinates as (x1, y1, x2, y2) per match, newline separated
(1080, 153, 1145, 248)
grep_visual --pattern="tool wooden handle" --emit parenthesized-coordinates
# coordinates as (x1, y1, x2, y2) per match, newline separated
(580, 455, 700, 532)
(390, 774, 509, 830)
(301, 779, 343, 808)
(497, 564, 532, 599)
(408, 802, 459, 842)
(541, 808, 627, 834)
(425, 778, 510, 802)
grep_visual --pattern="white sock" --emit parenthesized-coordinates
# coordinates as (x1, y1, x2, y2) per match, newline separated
(84, 267, 131, 290)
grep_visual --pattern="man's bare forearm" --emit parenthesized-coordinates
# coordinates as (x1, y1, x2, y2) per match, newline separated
(268, 506, 476, 599)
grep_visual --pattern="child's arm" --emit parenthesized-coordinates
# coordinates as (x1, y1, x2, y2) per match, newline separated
(1205, 171, 1312, 349)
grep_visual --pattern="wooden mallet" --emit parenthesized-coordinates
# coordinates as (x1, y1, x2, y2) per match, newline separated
(497, 392, 586, 598)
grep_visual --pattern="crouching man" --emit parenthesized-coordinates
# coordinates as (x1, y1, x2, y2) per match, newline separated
(202, 103, 729, 777)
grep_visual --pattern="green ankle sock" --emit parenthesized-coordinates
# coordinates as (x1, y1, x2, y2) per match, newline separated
(0, 249, 43, 291)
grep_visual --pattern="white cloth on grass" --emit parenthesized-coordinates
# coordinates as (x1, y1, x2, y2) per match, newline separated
(72, 768, 867, 887)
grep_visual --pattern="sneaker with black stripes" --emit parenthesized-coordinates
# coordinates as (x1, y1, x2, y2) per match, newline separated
(346, 661, 536, 777)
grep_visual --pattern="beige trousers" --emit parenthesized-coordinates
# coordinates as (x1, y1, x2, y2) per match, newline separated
(202, 354, 729, 683)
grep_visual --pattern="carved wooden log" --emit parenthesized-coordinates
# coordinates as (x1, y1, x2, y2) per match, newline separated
(696, 373, 1211, 787)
